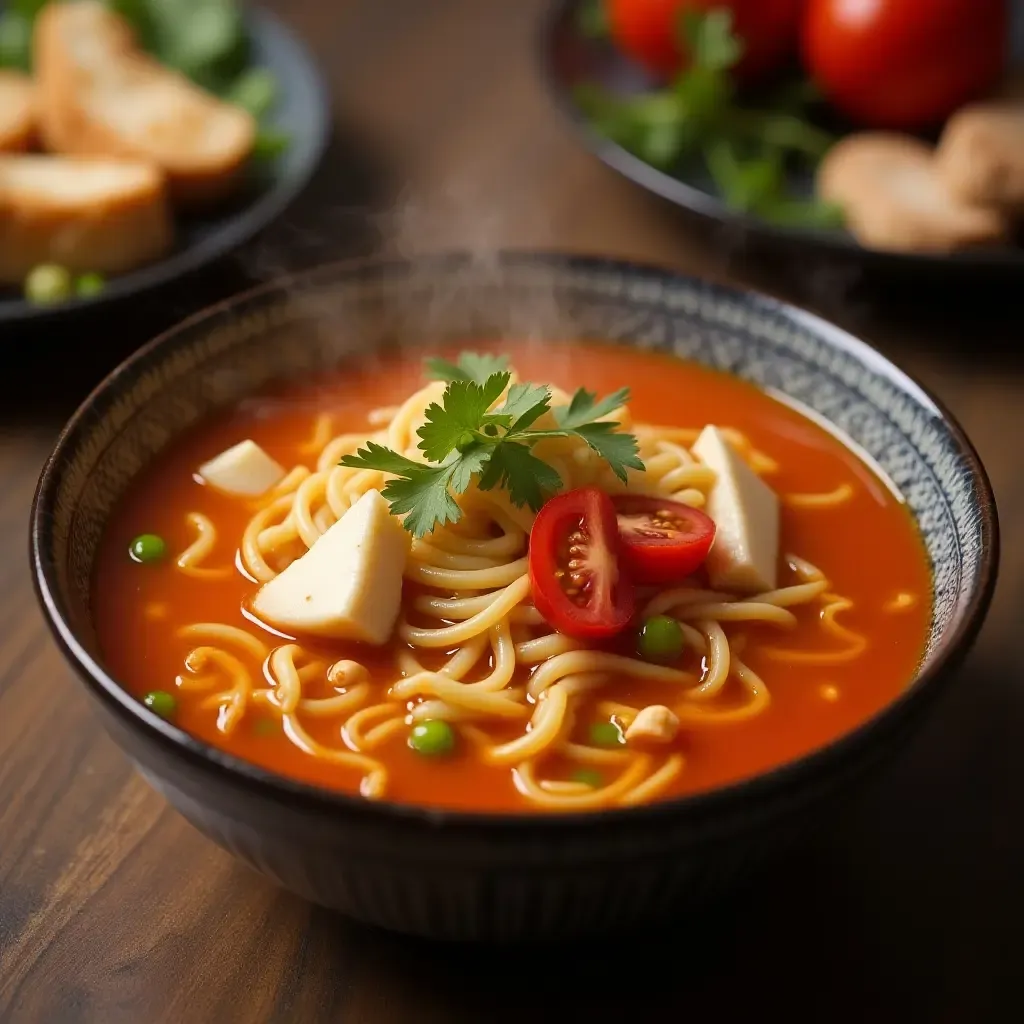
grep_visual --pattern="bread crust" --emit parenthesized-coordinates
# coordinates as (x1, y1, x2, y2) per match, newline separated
(936, 102, 1024, 210)
(34, 0, 256, 207)
(0, 71, 36, 153)
(0, 155, 174, 283)
(817, 132, 1009, 252)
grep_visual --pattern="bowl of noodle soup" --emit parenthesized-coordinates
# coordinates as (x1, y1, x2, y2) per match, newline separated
(32, 253, 997, 940)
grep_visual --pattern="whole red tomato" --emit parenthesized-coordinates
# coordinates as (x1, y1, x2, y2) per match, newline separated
(802, 0, 1007, 130)
(607, 0, 804, 83)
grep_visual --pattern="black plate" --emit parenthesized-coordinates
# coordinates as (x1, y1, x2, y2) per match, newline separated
(539, 0, 1024, 275)
(0, 5, 329, 324)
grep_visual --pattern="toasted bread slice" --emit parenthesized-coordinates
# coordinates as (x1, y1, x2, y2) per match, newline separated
(0, 154, 173, 283)
(817, 133, 1009, 253)
(936, 102, 1024, 210)
(0, 71, 35, 153)
(35, 0, 255, 207)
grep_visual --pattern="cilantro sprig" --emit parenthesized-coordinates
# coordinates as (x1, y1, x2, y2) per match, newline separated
(575, 7, 842, 230)
(341, 353, 645, 537)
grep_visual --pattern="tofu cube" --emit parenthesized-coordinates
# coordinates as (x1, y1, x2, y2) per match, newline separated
(198, 440, 285, 497)
(691, 425, 779, 594)
(251, 490, 410, 645)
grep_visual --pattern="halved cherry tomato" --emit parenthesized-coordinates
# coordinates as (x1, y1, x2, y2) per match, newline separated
(613, 495, 716, 585)
(529, 487, 635, 639)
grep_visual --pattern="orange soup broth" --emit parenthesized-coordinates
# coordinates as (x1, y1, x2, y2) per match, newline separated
(93, 341, 932, 812)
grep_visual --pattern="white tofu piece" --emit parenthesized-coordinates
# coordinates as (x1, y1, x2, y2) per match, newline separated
(198, 440, 285, 497)
(251, 490, 410, 645)
(691, 425, 779, 594)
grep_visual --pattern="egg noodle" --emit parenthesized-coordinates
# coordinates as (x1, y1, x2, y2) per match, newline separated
(166, 371, 869, 809)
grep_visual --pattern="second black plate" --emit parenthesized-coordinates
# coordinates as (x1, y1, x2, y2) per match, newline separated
(0, 4, 330, 325)
(539, 0, 1024, 276)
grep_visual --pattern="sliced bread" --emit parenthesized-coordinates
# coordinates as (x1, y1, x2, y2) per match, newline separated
(936, 101, 1024, 210)
(0, 154, 173, 283)
(817, 133, 1009, 253)
(0, 71, 35, 153)
(35, 0, 255, 207)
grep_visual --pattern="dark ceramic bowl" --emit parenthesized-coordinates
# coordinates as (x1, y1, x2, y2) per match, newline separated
(31, 253, 998, 942)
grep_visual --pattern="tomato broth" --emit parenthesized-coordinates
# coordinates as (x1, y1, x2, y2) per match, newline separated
(93, 341, 932, 812)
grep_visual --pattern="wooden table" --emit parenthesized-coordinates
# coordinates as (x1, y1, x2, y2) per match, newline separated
(2, 2, 1022, 1020)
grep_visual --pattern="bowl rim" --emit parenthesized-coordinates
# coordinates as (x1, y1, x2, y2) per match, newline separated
(30, 250, 1000, 831)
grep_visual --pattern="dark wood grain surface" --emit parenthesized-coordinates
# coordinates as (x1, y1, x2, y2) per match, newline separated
(2, 2, 1022, 1021)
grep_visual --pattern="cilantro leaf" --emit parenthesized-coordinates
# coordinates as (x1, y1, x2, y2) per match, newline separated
(765, 198, 845, 230)
(498, 382, 552, 432)
(381, 467, 461, 538)
(704, 139, 784, 212)
(448, 445, 492, 493)
(417, 371, 510, 462)
(424, 352, 509, 385)
(577, 0, 608, 39)
(574, 85, 692, 169)
(553, 387, 630, 430)
(573, 423, 645, 482)
(578, 5, 837, 230)
(704, 138, 843, 229)
(736, 110, 835, 160)
(341, 443, 463, 537)
(340, 442, 430, 478)
(478, 441, 562, 511)
(342, 361, 646, 535)
(680, 7, 743, 72)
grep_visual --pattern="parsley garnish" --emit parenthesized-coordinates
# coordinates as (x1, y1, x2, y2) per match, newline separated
(341, 354, 645, 537)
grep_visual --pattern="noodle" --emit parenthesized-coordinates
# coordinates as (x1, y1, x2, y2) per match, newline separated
(761, 594, 868, 664)
(189, 647, 252, 734)
(160, 368, 893, 810)
(176, 513, 232, 579)
(783, 482, 855, 508)
(298, 414, 334, 456)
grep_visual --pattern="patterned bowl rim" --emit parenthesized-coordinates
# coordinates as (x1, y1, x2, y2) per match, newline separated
(30, 251, 1000, 831)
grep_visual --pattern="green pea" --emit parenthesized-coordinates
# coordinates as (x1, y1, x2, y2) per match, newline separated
(129, 533, 167, 564)
(252, 718, 280, 737)
(143, 690, 177, 719)
(24, 264, 72, 305)
(637, 614, 685, 663)
(588, 721, 624, 748)
(570, 768, 603, 789)
(75, 272, 106, 298)
(409, 720, 455, 756)
(227, 68, 278, 118)
(0, 12, 31, 72)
